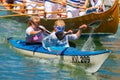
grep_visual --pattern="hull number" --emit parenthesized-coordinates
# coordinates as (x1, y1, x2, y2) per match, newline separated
(72, 56, 90, 63)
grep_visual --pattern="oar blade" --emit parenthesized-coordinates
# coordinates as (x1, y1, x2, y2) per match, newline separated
(88, 20, 103, 28)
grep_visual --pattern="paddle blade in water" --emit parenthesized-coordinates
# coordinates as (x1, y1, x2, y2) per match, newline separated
(88, 20, 103, 29)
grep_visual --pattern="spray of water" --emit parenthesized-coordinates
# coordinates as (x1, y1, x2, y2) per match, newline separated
(81, 27, 96, 51)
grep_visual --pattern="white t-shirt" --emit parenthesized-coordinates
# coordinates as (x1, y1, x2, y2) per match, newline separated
(42, 32, 78, 49)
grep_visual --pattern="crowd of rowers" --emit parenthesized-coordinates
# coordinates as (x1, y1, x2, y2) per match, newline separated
(1, 0, 107, 18)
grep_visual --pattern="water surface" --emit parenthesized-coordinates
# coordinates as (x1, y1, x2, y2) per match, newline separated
(0, 12, 120, 80)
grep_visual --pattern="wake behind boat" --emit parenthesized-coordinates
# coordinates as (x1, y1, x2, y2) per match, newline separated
(7, 37, 111, 73)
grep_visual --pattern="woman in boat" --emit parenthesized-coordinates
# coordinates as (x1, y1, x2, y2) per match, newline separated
(42, 19, 87, 50)
(86, 0, 105, 14)
(25, 16, 47, 45)
(66, 0, 89, 18)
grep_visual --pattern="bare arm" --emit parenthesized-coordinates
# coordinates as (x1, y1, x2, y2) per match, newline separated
(84, 0, 89, 8)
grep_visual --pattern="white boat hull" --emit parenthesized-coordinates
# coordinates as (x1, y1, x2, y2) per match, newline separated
(9, 45, 111, 73)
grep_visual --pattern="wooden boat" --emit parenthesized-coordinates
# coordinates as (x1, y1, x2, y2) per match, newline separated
(40, 0, 119, 34)
(0, 0, 119, 35)
(7, 37, 111, 73)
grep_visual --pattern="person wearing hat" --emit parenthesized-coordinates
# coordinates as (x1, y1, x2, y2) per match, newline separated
(42, 19, 87, 50)
(25, 16, 47, 44)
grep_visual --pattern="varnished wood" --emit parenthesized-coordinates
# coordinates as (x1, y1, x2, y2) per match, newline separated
(40, 0, 119, 34)
(0, 0, 119, 34)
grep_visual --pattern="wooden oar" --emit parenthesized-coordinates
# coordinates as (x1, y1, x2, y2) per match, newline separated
(0, 8, 45, 10)
(0, 9, 25, 11)
(0, 14, 36, 18)
(0, 2, 44, 6)
(25, 2, 44, 6)
(0, 11, 66, 18)
(0, 3, 24, 7)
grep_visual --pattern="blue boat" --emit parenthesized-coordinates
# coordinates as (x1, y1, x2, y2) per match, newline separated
(7, 37, 111, 73)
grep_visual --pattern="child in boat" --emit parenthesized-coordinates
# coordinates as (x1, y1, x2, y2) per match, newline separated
(25, 16, 47, 44)
(42, 19, 87, 50)
(86, 0, 105, 14)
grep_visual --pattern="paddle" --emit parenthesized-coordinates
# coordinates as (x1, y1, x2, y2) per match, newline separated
(81, 20, 103, 51)
(87, 20, 103, 28)
(41, 20, 103, 56)
(72, 20, 103, 32)
(55, 20, 103, 40)
(29, 19, 51, 34)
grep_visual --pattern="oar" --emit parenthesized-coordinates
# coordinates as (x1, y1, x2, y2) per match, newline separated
(56, 20, 103, 40)
(29, 19, 51, 34)
(0, 11, 66, 18)
(0, 2, 43, 6)
(0, 14, 35, 18)
(73, 20, 103, 32)
(87, 20, 103, 29)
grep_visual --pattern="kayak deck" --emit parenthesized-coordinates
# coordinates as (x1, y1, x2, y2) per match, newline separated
(8, 39, 112, 56)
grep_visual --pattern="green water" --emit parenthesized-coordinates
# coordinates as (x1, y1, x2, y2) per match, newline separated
(0, 10, 120, 80)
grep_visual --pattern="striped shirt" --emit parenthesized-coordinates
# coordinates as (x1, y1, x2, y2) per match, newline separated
(67, 0, 87, 8)
(67, 0, 80, 7)
(80, 0, 86, 6)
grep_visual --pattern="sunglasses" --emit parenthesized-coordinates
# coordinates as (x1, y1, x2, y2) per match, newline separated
(55, 26, 65, 31)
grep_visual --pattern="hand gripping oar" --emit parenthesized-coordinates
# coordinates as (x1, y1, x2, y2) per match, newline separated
(56, 20, 103, 40)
